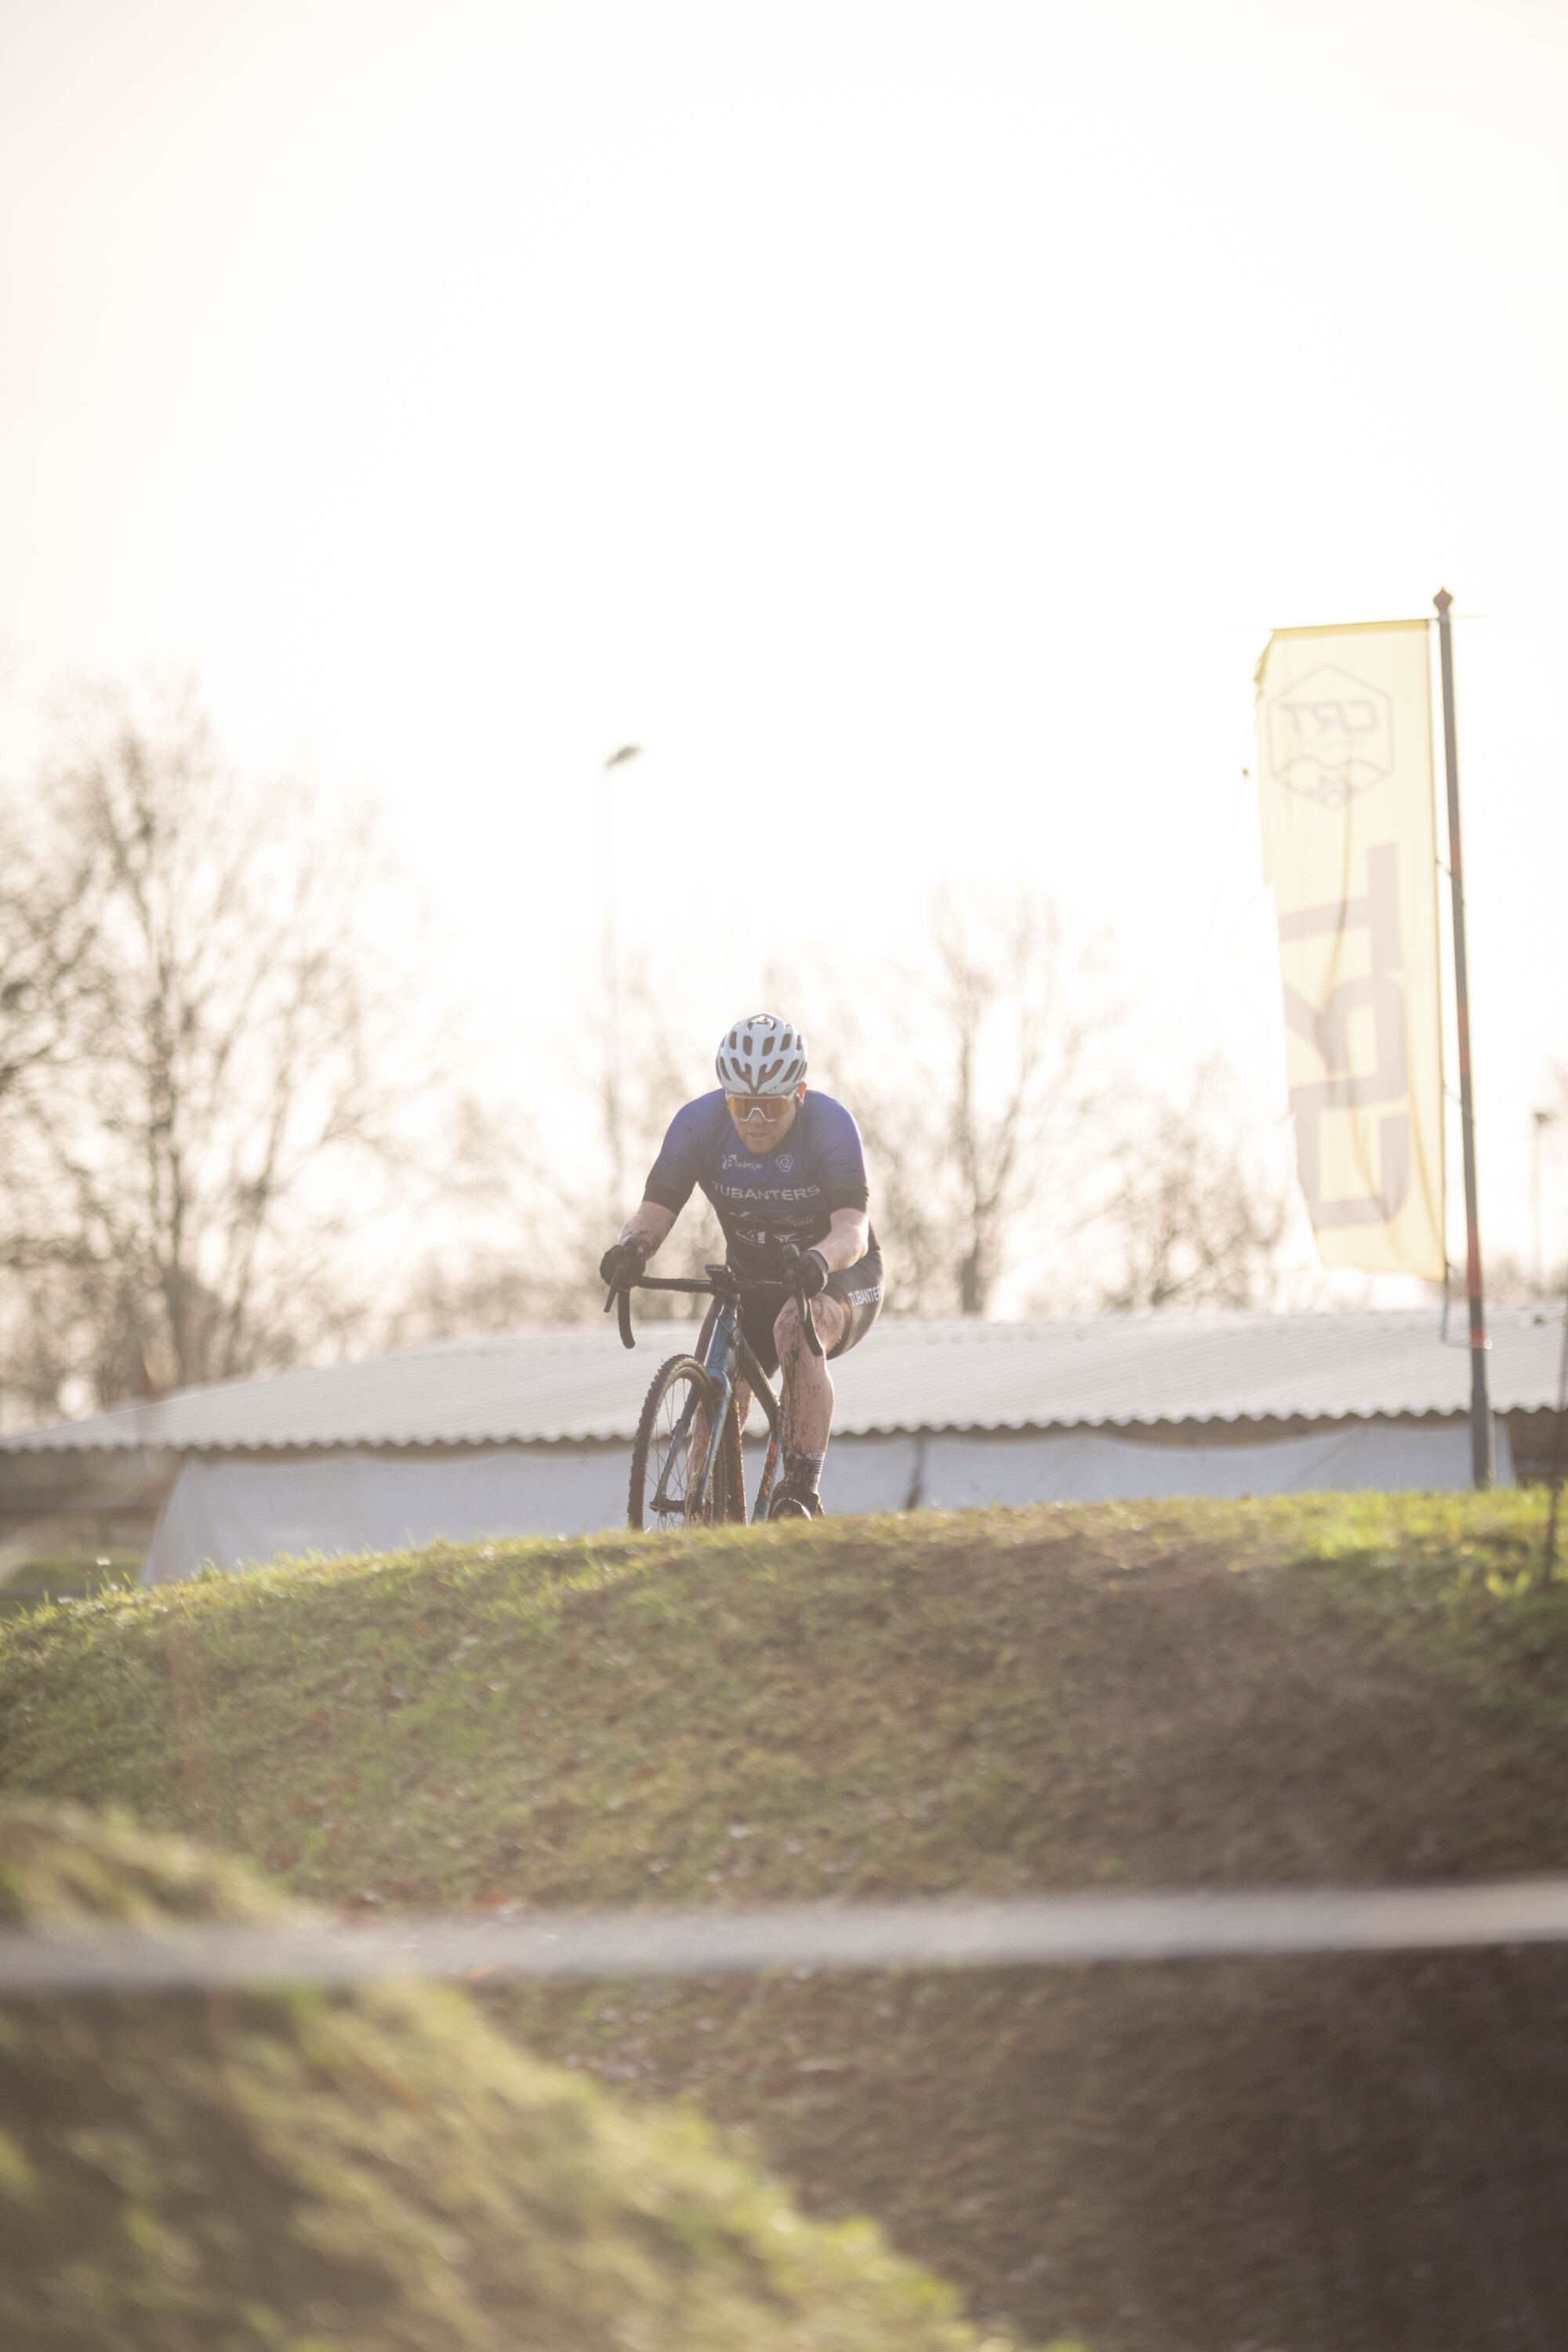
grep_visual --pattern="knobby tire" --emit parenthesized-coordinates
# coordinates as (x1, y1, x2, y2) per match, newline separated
(627, 1356, 745, 1530)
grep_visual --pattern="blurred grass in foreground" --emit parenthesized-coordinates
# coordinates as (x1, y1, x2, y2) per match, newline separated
(0, 1798, 1031, 2352)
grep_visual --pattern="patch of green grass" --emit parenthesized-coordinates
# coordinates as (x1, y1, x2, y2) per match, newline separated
(1261, 1487, 1568, 1716)
(0, 1494, 1563, 1915)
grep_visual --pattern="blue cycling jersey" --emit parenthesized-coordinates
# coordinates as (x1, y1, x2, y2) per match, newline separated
(643, 1089, 873, 1283)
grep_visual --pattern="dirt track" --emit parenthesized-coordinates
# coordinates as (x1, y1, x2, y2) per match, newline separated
(6, 1498, 1568, 2348)
(489, 1520, 1568, 2350)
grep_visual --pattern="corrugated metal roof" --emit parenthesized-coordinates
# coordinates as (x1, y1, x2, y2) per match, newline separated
(2, 1308, 1563, 1454)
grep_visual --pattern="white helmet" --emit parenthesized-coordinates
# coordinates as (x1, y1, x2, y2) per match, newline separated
(715, 1012, 808, 1096)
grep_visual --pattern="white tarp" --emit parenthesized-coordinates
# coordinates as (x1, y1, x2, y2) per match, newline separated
(916, 1418, 1509, 1508)
(141, 1450, 630, 1585)
(1255, 619, 1446, 1279)
(140, 1420, 1511, 1584)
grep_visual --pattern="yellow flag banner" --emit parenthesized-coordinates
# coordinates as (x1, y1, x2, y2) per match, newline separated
(1255, 620, 1445, 1279)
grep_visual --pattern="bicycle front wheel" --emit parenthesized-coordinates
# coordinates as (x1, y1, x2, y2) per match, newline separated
(629, 1356, 736, 1531)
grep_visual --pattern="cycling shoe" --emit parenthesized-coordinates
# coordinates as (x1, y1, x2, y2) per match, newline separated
(768, 1487, 819, 1523)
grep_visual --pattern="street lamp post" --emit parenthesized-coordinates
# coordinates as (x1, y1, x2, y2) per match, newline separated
(1534, 1109, 1555, 1301)
(601, 744, 642, 1205)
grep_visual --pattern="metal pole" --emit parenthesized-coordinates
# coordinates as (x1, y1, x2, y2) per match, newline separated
(1541, 1294, 1568, 1588)
(1433, 590, 1492, 1486)
(601, 745, 641, 1205)
(1534, 1110, 1552, 1300)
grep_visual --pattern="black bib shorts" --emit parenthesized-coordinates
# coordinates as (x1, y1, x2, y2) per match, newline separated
(697, 1240, 884, 1382)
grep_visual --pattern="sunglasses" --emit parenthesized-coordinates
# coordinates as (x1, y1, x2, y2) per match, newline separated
(727, 1093, 796, 1123)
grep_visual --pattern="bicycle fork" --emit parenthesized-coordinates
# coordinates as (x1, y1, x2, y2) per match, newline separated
(709, 1320, 786, 1526)
(687, 1320, 742, 1520)
(649, 1316, 786, 1526)
(691, 1323, 785, 1525)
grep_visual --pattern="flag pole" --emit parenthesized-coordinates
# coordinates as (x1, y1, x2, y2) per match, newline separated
(1433, 588, 1492, 1486)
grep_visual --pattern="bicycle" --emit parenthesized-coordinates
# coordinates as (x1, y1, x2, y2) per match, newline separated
(604, 1258, 824, 1530)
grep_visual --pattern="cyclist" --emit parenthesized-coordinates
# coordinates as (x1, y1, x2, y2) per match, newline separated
(599, 1014, 884, 1520)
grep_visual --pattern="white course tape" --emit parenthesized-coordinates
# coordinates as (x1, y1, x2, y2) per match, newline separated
(5, 1880, 1568, 1997)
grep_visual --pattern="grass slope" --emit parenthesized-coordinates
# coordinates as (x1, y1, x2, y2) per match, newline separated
(3, 1494, 1568, 2350)
(0, 1798, 1025, 2352)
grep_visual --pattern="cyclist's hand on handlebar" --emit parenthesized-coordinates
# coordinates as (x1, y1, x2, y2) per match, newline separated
(779, 1243, 829, 1300)
(599, 1238, 648, 1289)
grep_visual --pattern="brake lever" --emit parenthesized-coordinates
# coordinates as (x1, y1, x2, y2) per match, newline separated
(797, 1279, 825, 1359)
(603, 1280, 637, 1349)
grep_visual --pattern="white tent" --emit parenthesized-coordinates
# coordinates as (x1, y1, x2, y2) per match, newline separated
(138, 1413, 1507, 1585)
(2, 1308, 1555, 1584)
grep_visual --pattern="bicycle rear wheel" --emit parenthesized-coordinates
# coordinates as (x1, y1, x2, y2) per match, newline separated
(628, 1356, 740, 1530)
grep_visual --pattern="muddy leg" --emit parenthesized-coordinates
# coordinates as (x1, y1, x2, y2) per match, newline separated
(773, 1294, 846, 1457)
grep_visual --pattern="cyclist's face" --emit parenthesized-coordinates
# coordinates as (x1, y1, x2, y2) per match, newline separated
(727, 1086, 804, 1152)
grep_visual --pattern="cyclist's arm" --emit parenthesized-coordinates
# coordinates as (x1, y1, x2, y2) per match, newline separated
(618, 1201, 677, 1256)
(811, 1206, 869, 1274)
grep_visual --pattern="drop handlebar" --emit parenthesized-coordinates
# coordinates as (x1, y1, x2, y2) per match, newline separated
(604, 1265, 824, 1357)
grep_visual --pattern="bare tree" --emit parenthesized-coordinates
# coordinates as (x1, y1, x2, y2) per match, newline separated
(544, 962, 727, 1326)
(0, 800, 101, 1112)
(0, 678, 442, 1413)
(366, 896, 1303, 1353)
(1094, 1062, 1297, 1313)
(835, 891, 1121, 1316)
(379, 961, 731, 1346)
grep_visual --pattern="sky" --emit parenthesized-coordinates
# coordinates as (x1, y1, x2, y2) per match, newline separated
(2, 0, 1566, 1300)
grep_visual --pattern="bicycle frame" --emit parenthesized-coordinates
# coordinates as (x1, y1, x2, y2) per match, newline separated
(691, 1280, 784, 1523)
(609, 1265, 817, 1525)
